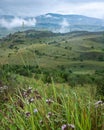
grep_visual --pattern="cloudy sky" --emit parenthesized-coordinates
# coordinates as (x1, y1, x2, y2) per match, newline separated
(0, 0, 104, 19)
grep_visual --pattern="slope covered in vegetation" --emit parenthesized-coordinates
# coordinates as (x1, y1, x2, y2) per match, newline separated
(0, 30, 104, 130)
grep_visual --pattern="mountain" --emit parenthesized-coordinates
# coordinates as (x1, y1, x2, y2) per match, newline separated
(35, 13, 104, 32)
(0, 13, 104, 37)
(36, 13, 104, 26)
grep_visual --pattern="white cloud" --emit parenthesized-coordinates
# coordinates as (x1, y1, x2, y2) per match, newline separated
(0, 1, 104, 19)
(61, 19, 69, 27)
(0, 17, 36, 29)
(59, 19, 70, 33)
(56, 2, 104, 19)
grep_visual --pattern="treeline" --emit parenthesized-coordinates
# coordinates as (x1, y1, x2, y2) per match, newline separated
(0, 64, 104, 96)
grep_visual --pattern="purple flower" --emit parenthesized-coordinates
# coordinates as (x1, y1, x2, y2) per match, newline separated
(22, 91, 28, 98)
(61, 124, 75, 130)
(25, 112, 31, 117)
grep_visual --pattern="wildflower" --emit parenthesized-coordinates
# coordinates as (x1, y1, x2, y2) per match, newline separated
(22, 91, 28, 98)
(15, 99, 24, 109)
(95, 100, 103, 108)
(25, 112, 31, 117)
(28, 98, 34, 103)
(27, 87, 32, 94)
(34, 109, 38, 114)
(39, 120, 43, 125)
(28, 86, 32, 90)
(46, 99, 54, 105)
(46, 112, 54, 118)
(95, 100, 102, 105)
(61, 124, 75, 130)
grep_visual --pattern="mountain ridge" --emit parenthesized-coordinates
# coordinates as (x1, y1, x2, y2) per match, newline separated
(0, 13, 104, 37)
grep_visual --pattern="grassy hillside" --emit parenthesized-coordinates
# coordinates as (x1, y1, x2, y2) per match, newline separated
(0, 30, 104, 89)
(0, 30, 104, 130)
(0, 31, 104, 66)
(0, 30, 104, 80)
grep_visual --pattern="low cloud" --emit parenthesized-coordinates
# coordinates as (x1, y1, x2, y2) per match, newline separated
(45, 14, 52, 18)
(0, 17, 36, 29)
(59, 19, 70, 33)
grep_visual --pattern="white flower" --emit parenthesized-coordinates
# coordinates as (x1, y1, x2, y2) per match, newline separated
(95, 100, 102, 105)
(46, 99, 54, 105)
(34, 109, 38, 114)
(29, 98, 34, 103)
(95, 100, 103, 108)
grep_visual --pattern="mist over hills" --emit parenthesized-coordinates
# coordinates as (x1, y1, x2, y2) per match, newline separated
(0, 13, 104, 37)
(36, 13, 104, 32)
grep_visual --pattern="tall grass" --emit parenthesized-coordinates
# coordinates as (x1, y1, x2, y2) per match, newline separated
(0, 79, 103, 130)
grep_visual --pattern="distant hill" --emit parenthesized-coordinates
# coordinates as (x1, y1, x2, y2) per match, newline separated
(0, 13, 104, 37)
(0, 30, 104, 72)
(36, 13, 104, 32)
(36, 13, 104, 25)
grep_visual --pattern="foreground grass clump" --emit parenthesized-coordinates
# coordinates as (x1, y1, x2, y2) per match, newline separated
(0, 80, 104, 130)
